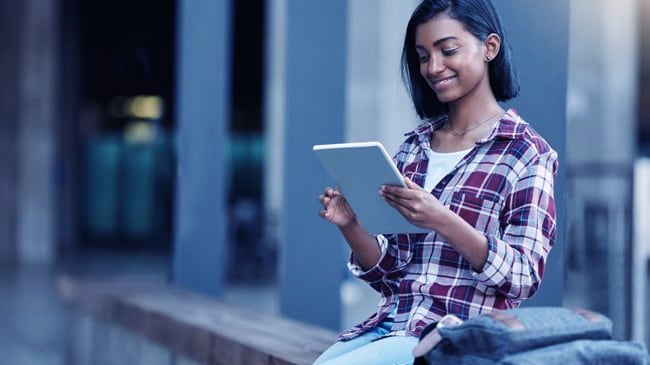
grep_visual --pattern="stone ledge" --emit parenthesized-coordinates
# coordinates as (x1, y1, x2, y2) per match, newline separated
(57, 275, 338, 365)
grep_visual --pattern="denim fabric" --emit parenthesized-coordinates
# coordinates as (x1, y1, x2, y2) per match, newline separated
(497, 339, 650, 365)
(421, 341, 650, 365)
(419, 307, 650, 365)
(435, 307, 612, 359)
(313, 335, 419, 365)
(314, 317, 418, 365)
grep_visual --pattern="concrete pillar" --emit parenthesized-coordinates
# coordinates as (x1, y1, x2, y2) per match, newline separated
(495, 0, 569, 307)
(264, 0, 287, 253)
(633, 160, 650, 345)
(346, 0, 420, 154)
(564, 0, 637, 340)
(15, 0, 59, 263)
(172, 0, 231, 296)
(279, 0, 347, 330)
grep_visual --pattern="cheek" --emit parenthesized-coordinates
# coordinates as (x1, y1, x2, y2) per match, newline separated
(419, 63, 428, 78)
(464, 63, 487, 83)
(419, 64, 435, 87)
(461, 53, 488, 77)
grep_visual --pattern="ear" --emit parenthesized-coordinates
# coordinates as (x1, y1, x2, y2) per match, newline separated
(483, 33, 501, 62)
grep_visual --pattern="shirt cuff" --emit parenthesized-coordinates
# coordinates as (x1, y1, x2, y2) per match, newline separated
(472, 234, 513, 286)
(348, 234, 394, 283)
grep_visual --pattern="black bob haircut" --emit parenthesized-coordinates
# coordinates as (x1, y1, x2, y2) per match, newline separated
(401, 0, 520, 120)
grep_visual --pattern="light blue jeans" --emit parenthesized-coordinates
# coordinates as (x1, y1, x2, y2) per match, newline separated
(313, 318, 419, 365)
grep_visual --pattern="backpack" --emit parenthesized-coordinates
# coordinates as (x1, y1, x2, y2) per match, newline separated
(413, 307, 650, 365)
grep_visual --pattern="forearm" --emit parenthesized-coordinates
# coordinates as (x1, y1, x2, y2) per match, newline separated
(433, 208, 488, 271)
(338, 218, 381, 270)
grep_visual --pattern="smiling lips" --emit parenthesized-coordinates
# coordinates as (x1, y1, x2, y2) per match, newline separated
(430, 75, 457, 91)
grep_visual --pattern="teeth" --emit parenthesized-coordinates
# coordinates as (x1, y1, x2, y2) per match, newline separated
(433, 76, 454, 86)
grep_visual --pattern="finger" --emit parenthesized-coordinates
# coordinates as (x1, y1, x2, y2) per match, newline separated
(381, 185, 414, 200)
(326, 188, 343, 198)
(384, 196, 414, 218)
(404, 177, 421, 190)
(320, 198, 331, 208)
(380, 189, 401, 204)
(320, 209, 334, 221)
(382, 190, 405, 209)
(383, 189, 419, 215)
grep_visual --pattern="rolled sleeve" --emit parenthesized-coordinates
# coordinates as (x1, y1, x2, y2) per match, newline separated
(348, 234, 398, 291)
(474, 151, 557, 299)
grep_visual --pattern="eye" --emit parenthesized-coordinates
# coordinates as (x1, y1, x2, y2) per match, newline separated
(442, 47, 459, 56)
(417, 53, 429, 63)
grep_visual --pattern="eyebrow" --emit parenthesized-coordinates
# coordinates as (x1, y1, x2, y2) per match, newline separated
(433, 36, 459, 47)
(415, 36, 459, 50)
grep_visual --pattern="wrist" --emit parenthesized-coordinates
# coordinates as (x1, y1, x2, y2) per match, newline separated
(427, 206, 454, 233)
(339, 216, 360, 231)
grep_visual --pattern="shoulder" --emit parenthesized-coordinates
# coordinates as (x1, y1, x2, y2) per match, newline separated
(495, 109, 557, 165)
(398, 114, 447, 150)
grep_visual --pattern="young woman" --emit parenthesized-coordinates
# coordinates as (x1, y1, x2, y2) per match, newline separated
(315, 0, 558, 364)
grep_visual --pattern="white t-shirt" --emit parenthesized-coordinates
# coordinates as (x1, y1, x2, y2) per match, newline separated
(423, 148, 472, 192)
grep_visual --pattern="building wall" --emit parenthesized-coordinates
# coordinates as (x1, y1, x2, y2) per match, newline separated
(565, 0, 639, 340)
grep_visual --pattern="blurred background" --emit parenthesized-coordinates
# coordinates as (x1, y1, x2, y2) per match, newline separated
(1, 0, 650, 363)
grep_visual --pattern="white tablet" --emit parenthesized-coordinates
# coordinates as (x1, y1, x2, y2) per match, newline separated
(313, 141, 430, 234)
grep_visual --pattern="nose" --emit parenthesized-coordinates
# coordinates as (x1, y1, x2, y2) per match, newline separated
(427, 55, 444, 76)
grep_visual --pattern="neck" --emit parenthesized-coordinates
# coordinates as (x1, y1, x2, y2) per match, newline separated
(447, 98, 502, 131)
(446, 74, 501, 130)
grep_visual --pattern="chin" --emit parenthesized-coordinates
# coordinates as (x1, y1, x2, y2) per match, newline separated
(434, 93, 455, 104)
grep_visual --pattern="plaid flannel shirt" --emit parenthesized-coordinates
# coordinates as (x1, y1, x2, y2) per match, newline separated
(340, 108, 558, 340)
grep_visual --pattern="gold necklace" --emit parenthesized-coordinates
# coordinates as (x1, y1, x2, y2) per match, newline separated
(443, 110, 503, 137)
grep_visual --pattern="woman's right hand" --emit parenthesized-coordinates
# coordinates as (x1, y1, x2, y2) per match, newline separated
(318, 187, 356, 227)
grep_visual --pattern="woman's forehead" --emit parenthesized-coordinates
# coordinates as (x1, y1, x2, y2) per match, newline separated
(415, 15, 474, 46)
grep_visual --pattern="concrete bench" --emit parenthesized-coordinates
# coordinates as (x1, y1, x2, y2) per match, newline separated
(57, 275, 338, 365)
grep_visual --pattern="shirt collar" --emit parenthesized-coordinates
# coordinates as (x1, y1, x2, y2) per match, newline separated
(404, 108, 529, 146)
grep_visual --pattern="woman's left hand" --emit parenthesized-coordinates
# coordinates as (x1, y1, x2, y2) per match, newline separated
(380, 177, 446, 230)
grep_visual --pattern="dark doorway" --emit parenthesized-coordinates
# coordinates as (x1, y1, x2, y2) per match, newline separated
(73, 0, 177, 250)
(62, 0, 273, 280)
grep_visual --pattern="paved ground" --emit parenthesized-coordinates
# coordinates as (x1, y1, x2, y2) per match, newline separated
(0, 251, 172, 365)
(0, 264, 65, 365)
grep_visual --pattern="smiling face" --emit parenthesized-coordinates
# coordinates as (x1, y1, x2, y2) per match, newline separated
(415, 13, 497, 107)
